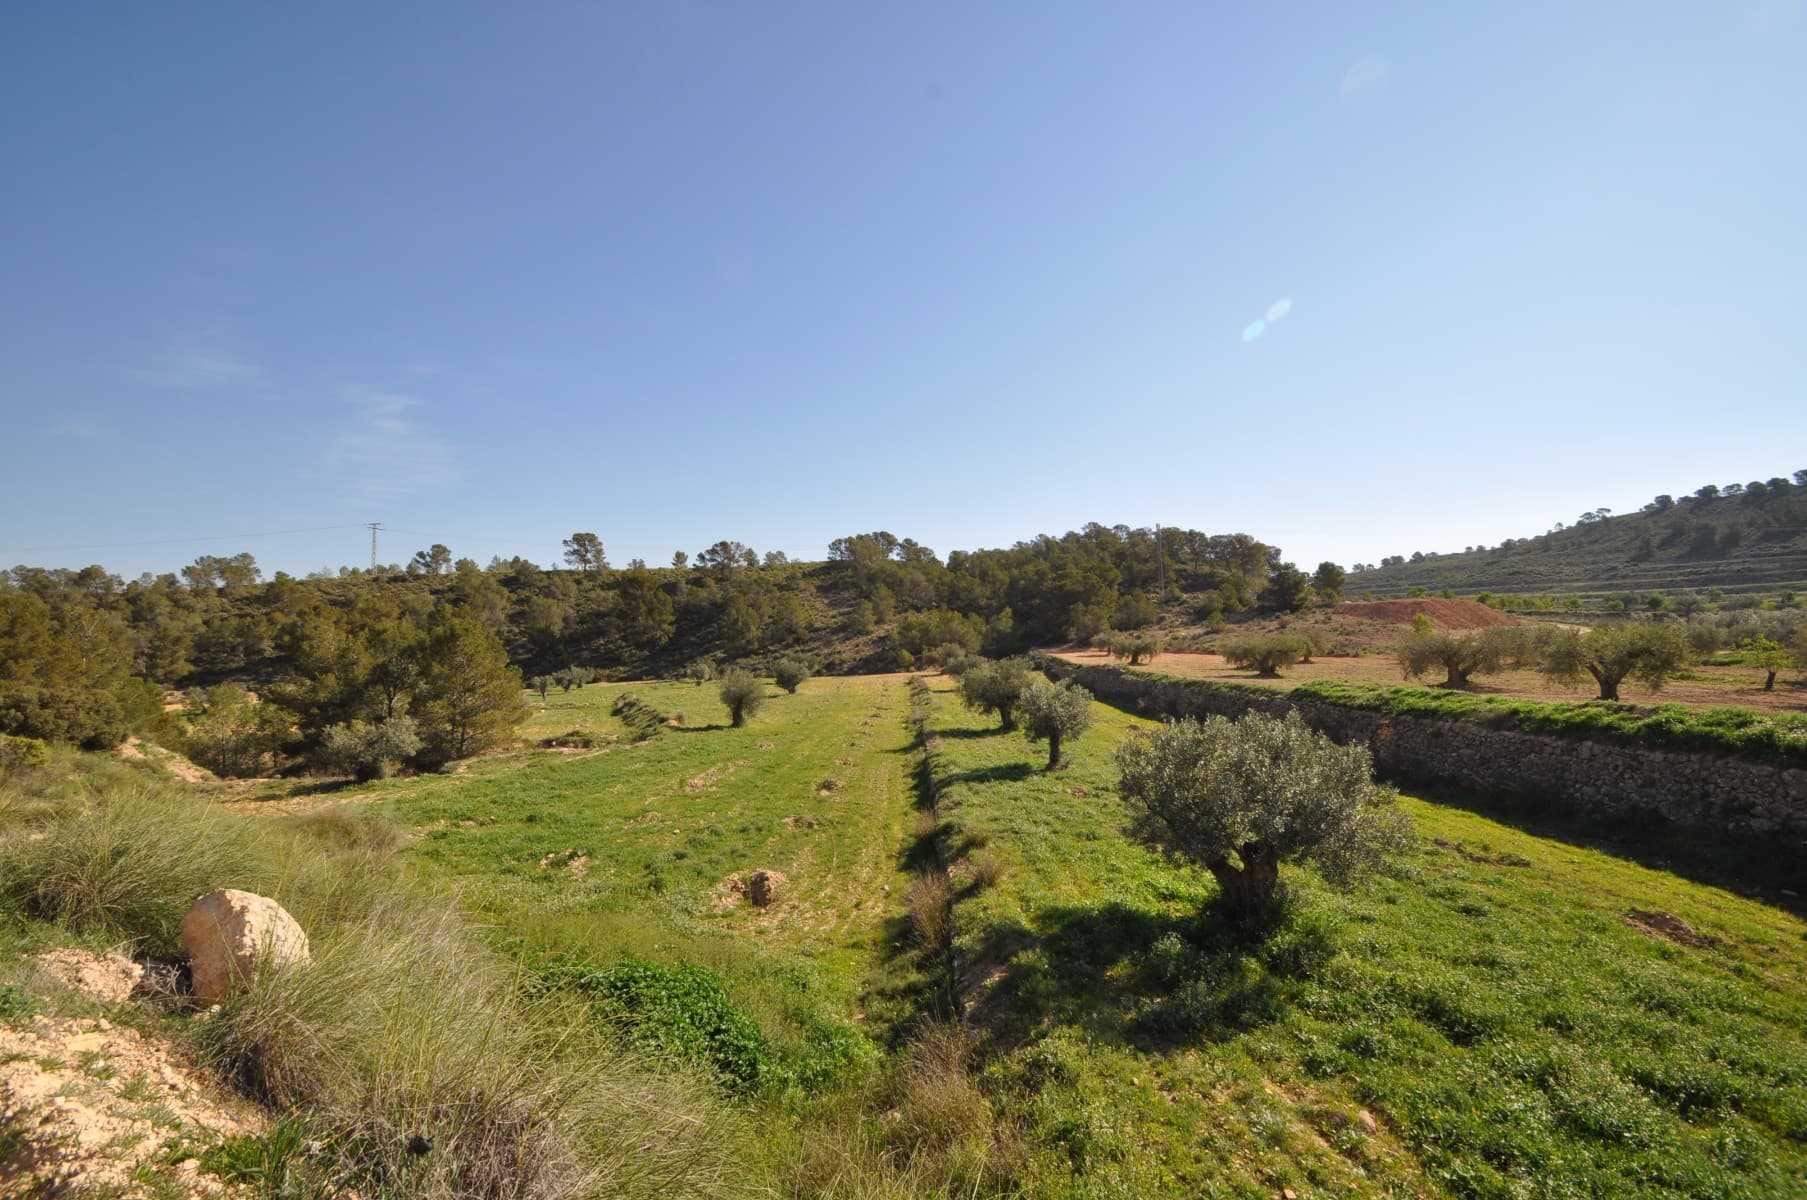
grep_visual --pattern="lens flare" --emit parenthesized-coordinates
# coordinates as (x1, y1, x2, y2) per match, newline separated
(1266, 298, 1292, 322)
(1241, 320, 1267, 343)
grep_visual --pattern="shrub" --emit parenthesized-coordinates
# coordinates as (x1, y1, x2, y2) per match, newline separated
(681, 658, 717, 687)
(1116, 711, 1412, 921)
(1221, 634, 1307, 678)
(718, 671, 766, 728)
(772, 657, 812, 694)
(0, 735, 49, 778)
(1018, 679, 1094, 770)
(542, 957, 776, 1093)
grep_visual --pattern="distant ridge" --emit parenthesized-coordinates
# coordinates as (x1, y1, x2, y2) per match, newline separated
(1349, 473, 1807, 600)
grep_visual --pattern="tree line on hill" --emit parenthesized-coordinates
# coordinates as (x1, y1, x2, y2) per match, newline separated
(0, 522, 1354, 766)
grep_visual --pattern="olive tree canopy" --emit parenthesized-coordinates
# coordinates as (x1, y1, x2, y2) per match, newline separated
(1116, 712, 1412, 921)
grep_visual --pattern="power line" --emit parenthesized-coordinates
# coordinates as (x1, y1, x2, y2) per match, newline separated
(0, 524, 371, 556)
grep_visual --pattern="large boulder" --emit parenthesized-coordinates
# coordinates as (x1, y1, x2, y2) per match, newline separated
(180, 889, 310, 1003)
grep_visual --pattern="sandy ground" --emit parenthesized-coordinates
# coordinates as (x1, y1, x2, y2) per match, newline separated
(2, 949, 263, 1196)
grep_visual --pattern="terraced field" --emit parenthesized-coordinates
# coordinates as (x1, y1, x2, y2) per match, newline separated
(919, 676, 1807, 1199)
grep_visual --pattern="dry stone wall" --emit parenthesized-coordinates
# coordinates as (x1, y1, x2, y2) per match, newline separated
(1040, 660, 1807, 838)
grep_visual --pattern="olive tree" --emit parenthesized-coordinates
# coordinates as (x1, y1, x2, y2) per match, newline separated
(1740, 636, 1796, 691)
(1107, 631, 1164, 665)
(1540, 623, 1688, 701)
(1018, 678, 1094, 770)
(772, 656, 812, 694)
(1116, 712, 1412, 921)
(1220, 634, 1306, 678)
(1395, 627, 1515, 688)
(959, 657, 1034, 731)
(317, 715, 423, 782)
(718, 670, 766, 727)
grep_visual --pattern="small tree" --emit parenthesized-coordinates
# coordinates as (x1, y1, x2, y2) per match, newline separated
(1018, 679, 1094, 770)
(1396, 628, 1509, 688)
(960, 657, 1034, 731)
(317, 716, 423, 782)
(718, 670, 766, 727)
(1220, 634, 1307, 678)
(1259, 563, 1314, 612)
(562, 532, 607, 573)
(682, 658, 717, 687)
(1116, 712, 1412, 922)
(1740, 636, 1796, 691)
(1296, 629, 1332, 664)
(530, 675, 553, 700)
(1109, 631, 1164, 666)
(1541, 624, 1688, 701)
(1312, 562, 1346, 606)
(772, 656, 812, 694)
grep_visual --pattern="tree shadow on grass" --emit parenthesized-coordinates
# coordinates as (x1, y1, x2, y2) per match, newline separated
(1416, 783, 1807, 919)
(927, 726, 1010, 740)
(668, 723, 729, 733)
(968, 899, 1326, 1052)
(943, 763, 1036, 787)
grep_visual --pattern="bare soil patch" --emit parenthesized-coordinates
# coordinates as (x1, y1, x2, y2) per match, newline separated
(1337, 599, 1519, 630)
(1623, 908, 1722, 949)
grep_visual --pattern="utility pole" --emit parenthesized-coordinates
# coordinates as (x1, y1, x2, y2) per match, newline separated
(367, 522, 383, 571)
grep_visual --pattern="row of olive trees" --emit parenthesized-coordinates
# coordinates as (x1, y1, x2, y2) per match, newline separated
(953, 655, 1409, 923)
(1397, 620, 1803, 699)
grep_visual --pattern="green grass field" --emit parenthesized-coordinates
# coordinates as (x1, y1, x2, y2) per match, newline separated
(298, 675, 934, 1066)
(919, 675, 1807, 1198)
(11, 670, 1806, 1197)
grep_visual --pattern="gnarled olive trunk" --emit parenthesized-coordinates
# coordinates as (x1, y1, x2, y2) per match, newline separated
(1207, 842, 1282, 921)
(1587, 664, 1623, 701)
(1045, 731, 1062, 771)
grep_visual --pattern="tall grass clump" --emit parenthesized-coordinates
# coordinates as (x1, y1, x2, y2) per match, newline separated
(0, 781, 264, 954)
(202, 903, 740, 1199)
(0, 763, 746, 1200)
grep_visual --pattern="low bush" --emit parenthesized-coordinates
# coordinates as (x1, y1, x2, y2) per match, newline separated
(542, 956, 776, 1093)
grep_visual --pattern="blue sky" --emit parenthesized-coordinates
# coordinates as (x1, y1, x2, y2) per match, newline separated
(2, 3, 1803, 578)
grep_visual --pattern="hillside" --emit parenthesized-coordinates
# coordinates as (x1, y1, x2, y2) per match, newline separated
(1349, 472, 1807, 601)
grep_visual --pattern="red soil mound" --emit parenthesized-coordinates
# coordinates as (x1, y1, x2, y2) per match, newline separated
(1339, 599, 1519, 630)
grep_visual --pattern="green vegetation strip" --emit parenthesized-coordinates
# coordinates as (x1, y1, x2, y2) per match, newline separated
(1122, 667, 1807, 764)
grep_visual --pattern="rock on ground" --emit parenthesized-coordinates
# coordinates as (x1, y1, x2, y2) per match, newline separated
(180, 888, 311, 1003)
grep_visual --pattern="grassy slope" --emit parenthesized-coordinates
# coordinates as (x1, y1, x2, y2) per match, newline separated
(287, 675, 927, 1053)
(924, 678, 1807, 1199)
